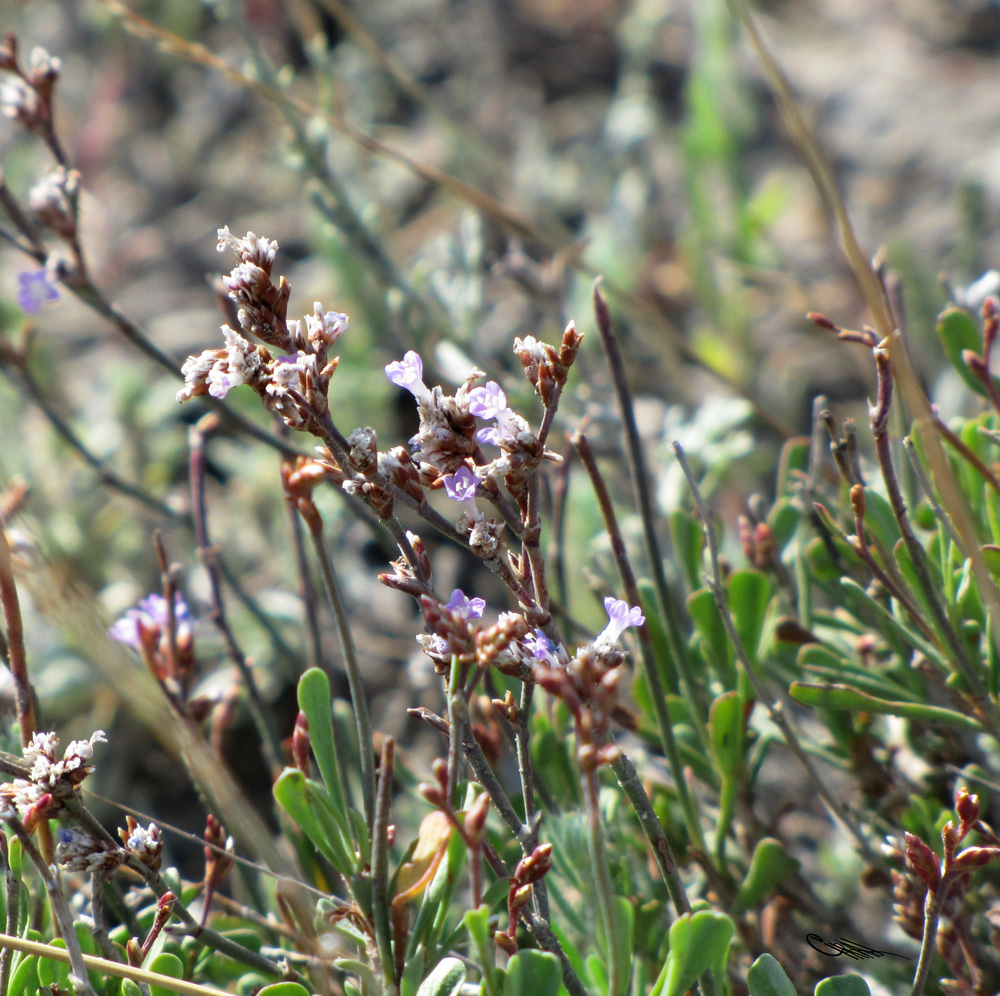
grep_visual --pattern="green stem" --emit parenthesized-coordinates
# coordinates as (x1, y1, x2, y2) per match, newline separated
(308, 521, 377, 828)
(583, 765, 623, 996)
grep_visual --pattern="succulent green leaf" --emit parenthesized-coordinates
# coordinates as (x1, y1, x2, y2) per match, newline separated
(709, 691, 744, 779)
(594, 896, 634, 996)
(652, 910, 735, 996)
(257, 984, 312, 996)
(147, 951, 185, 996)
(6, 952, 37, 996)
(767, 498, 801, 551)
(727, 569, 772, 662)
(747, 953, 797, 996)
(416, 956, 466, 996)
(7, 838, 21, 882)
(297, 668, 348, 819)
(937, 307, 992, 397)
(36, 937, 69, 991)
(502, 950, 562, 996)
(733, 837, 800, 913)
(860, 488, 901, 554)
(789, 682, 983, 731)
(688, 588, 735, 686)
(814, 974, 872, 996)
(670, 510, 706, 593)
(273, 768, 357, 874)
(638, 578, 680, 695)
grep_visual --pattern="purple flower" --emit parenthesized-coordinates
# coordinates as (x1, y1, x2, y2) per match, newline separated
(597, 597, 644, 645)
(17, 270, 59, 313)
(109, 593, 192, 650)
(475, 407, 527, 449)
(385, 350, 432, 405)
(306, 302, 349, 345)
(445, 588, 486, 620)
(523, 628, 562, 666)
(443, 466, 478, 502)
(468, 382, 507, 420)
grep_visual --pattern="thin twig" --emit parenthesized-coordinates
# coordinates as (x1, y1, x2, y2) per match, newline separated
(305, 516, 377, 827)
(572, 429, 708, 852)
(371, 738, 397, 994)
(189, 417, 284, 773)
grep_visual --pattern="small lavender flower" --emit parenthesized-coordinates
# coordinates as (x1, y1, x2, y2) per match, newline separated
(468, 381, 507, 420)
(109, 593, 192, 650)
(305, 302, 349, 346)
(16, 269, 59, 313)
(443, 465, 478, 502)
(523, 629, 562, 667)
(386, 350, 432, 406)
(475, 407, 530, 449)
(445, 588, 486, 619)
(597, 597, 644, 646)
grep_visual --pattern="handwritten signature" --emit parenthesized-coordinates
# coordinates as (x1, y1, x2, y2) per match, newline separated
(806, 934, 910, 961)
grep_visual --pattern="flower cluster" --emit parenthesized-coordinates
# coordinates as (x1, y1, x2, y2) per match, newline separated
(524, 598, 644, 764)
(0, 730, 106, 826)
(119, 815, 164, 872)
(416, 589, 530, 676)
(177, 229, 347, 435)
(57, 828, 125, 874)
(110, 592, 196, 688)
(0, 40, 60, 135)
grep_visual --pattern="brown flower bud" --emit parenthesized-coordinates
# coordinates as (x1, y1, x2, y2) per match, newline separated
(956, 787, 980, 829)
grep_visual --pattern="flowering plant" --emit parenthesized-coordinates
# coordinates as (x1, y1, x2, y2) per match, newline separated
(6, 11, 1000, 996)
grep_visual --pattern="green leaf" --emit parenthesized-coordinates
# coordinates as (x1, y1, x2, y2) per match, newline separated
(502, 950, 562, 996)
(8, 837, 21, 881)
(639, 578, 679, 695)
(670, 510, 706, 593)
(937, 307, 993, 398)
(594, 896, 634, 996)
(36, 937, 69, 991)
(148, 951, 185, 996)
(709, 692, 744, 780)
(122, 980, 143, 996)
(416, 956, 466, 996)
(838, 578, 944, 667)
(6, 952, 37, 996)
(747, 953, 796, 996)
(767, 498, 801, 552)
(814, 975, 872, 996)
(734, 838, 800, 914)
(464, 906, 501, 996)
(297, 668, 348, 820)
(688, 588, 734, 686)
(257, 984, 312, 996)
(789, 682, 983, 731)
(273, 768, 357, 874)
(860, 488, 901, 555)
(652, 911, 735, 996)
(727, 569, 772, 664)
(407, 827, 466, 957)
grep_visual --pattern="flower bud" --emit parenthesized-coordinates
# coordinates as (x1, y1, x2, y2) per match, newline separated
(956, 786, 980, 829)
(905, 831, 941, 891)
